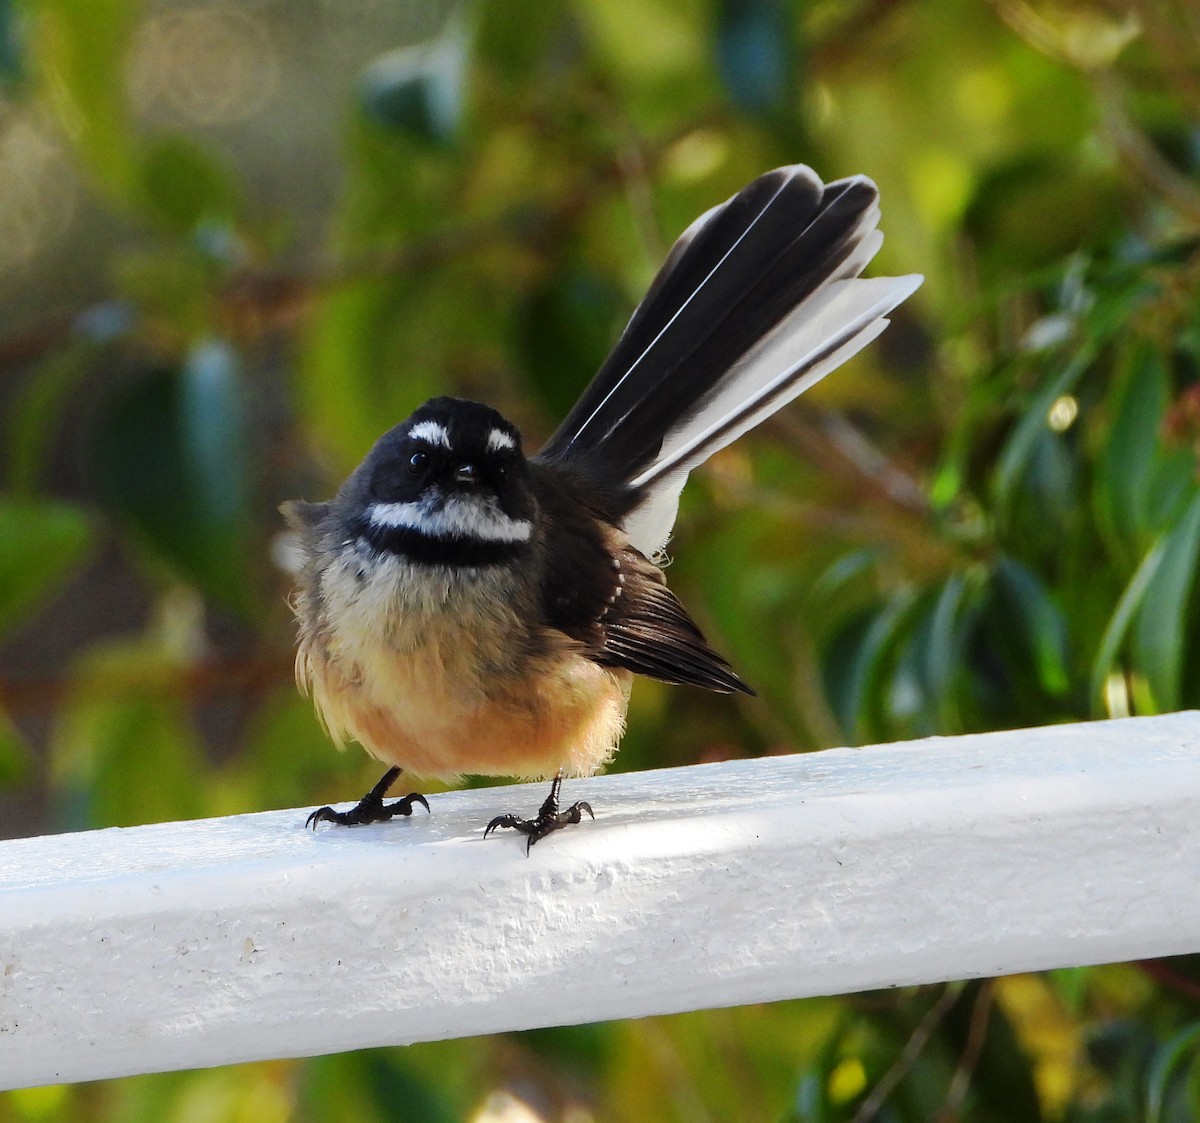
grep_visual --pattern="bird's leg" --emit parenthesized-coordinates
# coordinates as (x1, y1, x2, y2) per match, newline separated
(484, 771, 593, 853)
(306, 765, 429, 829)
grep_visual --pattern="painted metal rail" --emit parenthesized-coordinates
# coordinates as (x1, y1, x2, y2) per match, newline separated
(1, 712, 1198, 1090)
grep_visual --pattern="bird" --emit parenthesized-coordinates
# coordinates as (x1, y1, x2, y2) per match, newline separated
(283, 164, 922, 850)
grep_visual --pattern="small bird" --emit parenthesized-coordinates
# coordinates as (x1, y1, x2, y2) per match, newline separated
(284, 165, 921, 849)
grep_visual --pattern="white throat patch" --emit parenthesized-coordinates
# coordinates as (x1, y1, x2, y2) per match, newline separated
(368, 495, 533, 543)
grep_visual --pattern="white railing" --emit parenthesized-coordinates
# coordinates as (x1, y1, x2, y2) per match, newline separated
(1, 711, 1199, 1091)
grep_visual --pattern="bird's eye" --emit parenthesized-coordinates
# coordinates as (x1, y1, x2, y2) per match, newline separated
(409, 451, 429, 474)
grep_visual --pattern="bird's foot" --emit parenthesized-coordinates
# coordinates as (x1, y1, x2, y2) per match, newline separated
(306, 766, 429, 829)
(484, 773, 592, 853)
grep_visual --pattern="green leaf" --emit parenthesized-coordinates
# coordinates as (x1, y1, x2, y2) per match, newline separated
(298, 269, 490, 471)
(6, 341, 95, 494)
(519, 268, 628, 420)
(1089, 537, 1167, 713)
(809, 548, 884, 615)
(33, 0, 141, 198)
(823, 589, 923, 743)
(920, 571, 980, 724)
(96, 340, 254, 611)
(1133, 493, 1200, 713)
(0, 498, 92, 635)
(992, 344, 1092, 518)
(991, 556, 1070, 697)
(139, 134, 241, 234)
(0, 706, 31, 787)
(1095, 342, 1175, 558)
(52, 658, 207, 829)
(475, 0, 566, 83)
(1146, 1022, 1200, 1123)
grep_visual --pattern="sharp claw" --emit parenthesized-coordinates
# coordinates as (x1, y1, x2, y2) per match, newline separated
(484, 800, 595, 851)
(304, 789, 429, 829)
(306, 806, 335, 830)
(484, 814, 515, 838)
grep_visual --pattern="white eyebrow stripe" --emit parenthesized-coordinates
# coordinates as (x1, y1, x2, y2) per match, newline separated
(367, 497, 533, 543)
(409, 420, 452, 448)
(486, 428, 517, 452)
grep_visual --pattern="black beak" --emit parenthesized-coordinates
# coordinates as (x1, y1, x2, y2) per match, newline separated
(453, 462, 479, 487)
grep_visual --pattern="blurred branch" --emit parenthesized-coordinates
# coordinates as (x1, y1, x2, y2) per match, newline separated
(1137, 958, 1200, 1004)
(0, 316, 74, 369)
(852, 984, 965, 1123)
(1093, 72, 1200, 232)
(0, 652, 292, 716)
(985, 0, 1141, 69)
(1, 143, 674, 375)
(934, 980, 996, 1123)
(986, 0, 1200, 229)
(1125, 0, 1200, 120)
(768, 407, 934, 519)
(616, 139, 668, 267)
(810, 0, 912, 70)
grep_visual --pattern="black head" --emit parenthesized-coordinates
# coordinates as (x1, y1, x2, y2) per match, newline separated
(340, 397, 536, 567)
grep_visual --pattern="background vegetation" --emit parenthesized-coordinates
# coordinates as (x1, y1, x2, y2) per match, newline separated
(1, 0, 1199, 1118)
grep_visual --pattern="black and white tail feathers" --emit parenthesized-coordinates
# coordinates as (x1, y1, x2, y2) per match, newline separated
(535, 165, 922, 559)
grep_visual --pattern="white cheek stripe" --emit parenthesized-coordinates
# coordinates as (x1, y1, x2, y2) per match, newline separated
(368, 497, 533, 543)
(409, 420, 452, 448)
(486, 428, 516, 452)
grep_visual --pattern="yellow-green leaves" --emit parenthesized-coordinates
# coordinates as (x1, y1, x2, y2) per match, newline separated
(0, 498, 91, 634)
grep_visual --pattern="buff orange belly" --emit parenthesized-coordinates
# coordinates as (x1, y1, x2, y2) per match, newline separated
(311, 646, 630, 783)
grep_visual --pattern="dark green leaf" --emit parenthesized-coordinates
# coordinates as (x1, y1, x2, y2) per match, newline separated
(1090, 538, 1166, 712)
(823, 589, 923, 743)
(1146, 1022, 1200, 1123)
(476, 0, 568, 83)
(942, 981, 1044, 1123)
(6, 341, 95, 494)
(0, 498, 92, 635)
(991, 556, 1070, 696)
(96, 341, 254, 611)
(0, 706, 30, 787)
(519, 268, 628, 420)
(1133, 493, 1200, 712)
(809, 548, 883, 609)
(992, 345, 1092, 517)
(920, 571, 978, 722)
(1094, 342, 1173, 557)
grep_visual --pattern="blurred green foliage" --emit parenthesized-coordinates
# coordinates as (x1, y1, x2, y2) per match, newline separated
(1, 0, 1199, 1119)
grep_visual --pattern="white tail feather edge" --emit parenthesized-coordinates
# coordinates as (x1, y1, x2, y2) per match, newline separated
(622, 271, 923, 558)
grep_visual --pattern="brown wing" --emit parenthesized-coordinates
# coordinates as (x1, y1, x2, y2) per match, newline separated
(531, 463, 753, 696)
(592, 547, 754, 695)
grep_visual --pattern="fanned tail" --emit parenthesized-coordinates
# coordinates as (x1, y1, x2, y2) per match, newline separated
(534, 164, 922, 557)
